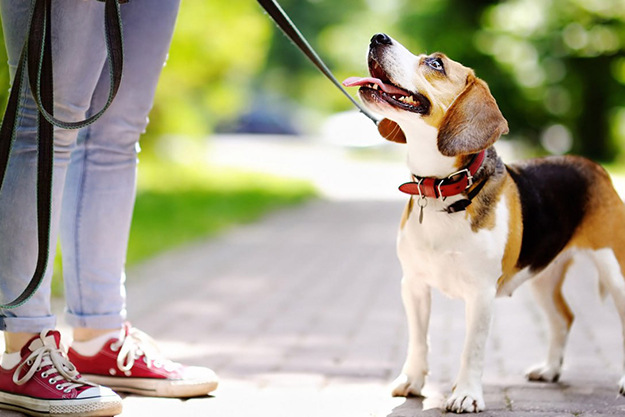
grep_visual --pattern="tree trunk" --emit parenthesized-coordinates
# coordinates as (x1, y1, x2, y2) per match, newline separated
(573, 57, 613, 162)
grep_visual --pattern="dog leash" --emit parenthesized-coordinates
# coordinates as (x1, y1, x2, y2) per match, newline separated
(0, 0, 125, 308)
(256, 0, 380, 126)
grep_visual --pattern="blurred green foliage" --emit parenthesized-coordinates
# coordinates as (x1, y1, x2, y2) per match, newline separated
(150, 0, 273, 139)
(478, 0, 625, 160)
(0, 0, 625, 160)
(158, 0, 625, 161)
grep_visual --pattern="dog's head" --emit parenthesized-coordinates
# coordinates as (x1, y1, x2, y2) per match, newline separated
(344, 33, 508, 157)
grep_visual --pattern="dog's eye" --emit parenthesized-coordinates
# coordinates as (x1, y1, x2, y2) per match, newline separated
(426, 57, 444, 73)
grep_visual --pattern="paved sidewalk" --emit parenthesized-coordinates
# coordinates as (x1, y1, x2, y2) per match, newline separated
(38, 199, 625, 416)
(3, 137, 625, 416)
(121, 199, 625, 417)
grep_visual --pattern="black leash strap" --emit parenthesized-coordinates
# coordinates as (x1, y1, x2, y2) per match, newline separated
(256, 0, 380, 125)
(0, 0, 125, 309)
(444, 179, 488, 214)
(28, 0, 124, 130)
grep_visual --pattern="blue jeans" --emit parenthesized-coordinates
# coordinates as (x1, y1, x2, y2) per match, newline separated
(0, 0, 180, 332)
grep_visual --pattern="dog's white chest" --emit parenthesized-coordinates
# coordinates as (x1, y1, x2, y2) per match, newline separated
(398, 197, 509, 298)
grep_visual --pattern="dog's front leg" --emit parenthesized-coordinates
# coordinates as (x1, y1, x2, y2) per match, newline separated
(445, 287, 496, 413)
(391, 277, 431, 397)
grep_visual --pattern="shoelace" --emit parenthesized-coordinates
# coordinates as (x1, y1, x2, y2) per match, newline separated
(14, 330, 94, 393)
(111, 326, 177, 373)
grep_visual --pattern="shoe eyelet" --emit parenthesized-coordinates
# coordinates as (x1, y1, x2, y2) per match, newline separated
(49, 378, 56, 384)
(26, 360, 33, 366)
(41, 372, 48, 378)
(56, 384, 64, 390)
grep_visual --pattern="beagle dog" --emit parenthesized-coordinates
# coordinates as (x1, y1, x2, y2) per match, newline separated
(343, 33, 625, 413)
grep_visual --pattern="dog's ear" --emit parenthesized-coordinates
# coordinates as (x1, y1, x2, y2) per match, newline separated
(378, 118, 406, 144)
(437, 74, 508, 156)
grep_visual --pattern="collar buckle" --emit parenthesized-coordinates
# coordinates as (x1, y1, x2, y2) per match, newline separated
(447, 168, 473, 190)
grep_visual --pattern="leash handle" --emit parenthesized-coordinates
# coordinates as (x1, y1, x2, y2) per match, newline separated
(256, 0, 380, 125)
(28, 0, 124, 130)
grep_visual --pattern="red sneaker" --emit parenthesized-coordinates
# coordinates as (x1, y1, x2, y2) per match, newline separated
(0, 330, 122, 417)
(68, 323, 218, 398)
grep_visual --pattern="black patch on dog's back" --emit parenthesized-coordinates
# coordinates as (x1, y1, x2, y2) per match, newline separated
(506, 158, 590, 273)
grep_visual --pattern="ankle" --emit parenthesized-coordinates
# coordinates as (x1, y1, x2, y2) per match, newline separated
(4, 332, 39, 353)
(71, 329, 120, 356)
(73, 327, 122, 343)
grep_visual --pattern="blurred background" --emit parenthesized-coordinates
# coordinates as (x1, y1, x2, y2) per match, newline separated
(155, 0, 625, 160)
(1, 0, 625, 293)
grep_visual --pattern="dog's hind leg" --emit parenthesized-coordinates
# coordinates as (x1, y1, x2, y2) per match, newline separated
(590, 248, 625, 395)
(526, 255, 575, 383)
(390, 277, 431, 397)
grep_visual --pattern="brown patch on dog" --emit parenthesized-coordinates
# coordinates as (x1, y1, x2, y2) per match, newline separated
(466, 180, 499, 232)
(378, 118, 406, 143)
(417, 54, 475, 129)
(497, 174, 523, 289)
(554, 258, 575, 329)
(453, 153, 475, 171)
(566, 159, 625, 261)
(437, 74, 508, 157)
(464, 148, 505, 232)
(400, 197, 414, 229)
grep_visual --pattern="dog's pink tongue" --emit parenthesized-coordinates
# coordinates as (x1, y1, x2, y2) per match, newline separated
(342, 76, 409, 96)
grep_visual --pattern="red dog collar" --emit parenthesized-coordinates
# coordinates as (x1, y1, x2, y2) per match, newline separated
(399, 151, 486, 198)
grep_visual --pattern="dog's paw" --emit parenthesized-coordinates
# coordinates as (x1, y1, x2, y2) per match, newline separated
(445, 388, 485, 414)
(619, 375, 625, 396)
(526, 363, 560, 383)
(390, 373, 425, 397)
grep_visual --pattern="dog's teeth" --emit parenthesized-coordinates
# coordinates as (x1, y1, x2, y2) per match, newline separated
(372, 84, 378, 90)
(392, 94, 418, 107)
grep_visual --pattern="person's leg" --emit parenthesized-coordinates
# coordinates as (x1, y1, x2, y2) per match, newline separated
(0, 0, 108, 349)
(61, 0, 180, 336)
(0, 3, 125, 414)
(61, 1, 218, 397)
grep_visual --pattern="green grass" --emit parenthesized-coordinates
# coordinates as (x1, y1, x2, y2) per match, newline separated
(51, 160, 316, 296)
(127, 161, 316, 264)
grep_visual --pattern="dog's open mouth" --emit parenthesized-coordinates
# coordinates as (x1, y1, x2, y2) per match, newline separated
(343, 60, 430, 114)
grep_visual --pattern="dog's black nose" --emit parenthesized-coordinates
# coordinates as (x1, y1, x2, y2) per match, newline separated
(370, 33, 392, 47)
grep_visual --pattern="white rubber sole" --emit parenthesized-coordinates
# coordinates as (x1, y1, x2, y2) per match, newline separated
(82, 374, 219, 398)
(0, 390, 122, 417)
